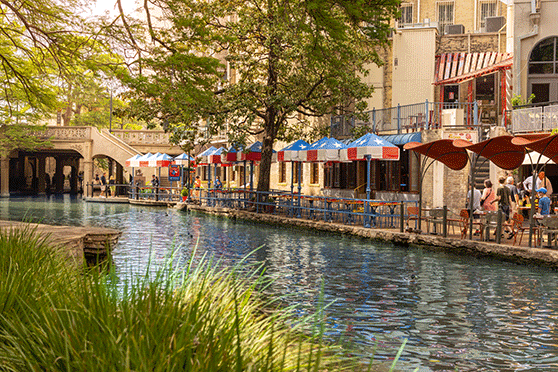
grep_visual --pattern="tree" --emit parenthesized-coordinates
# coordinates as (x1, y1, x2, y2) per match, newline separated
(0, 0, 106, 154)
(121, 0, 399, 191)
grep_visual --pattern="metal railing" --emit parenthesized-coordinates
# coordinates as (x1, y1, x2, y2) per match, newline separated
(511, 104, 558, 133)
(331, 101, 480, 138)
(193, 188, 418, 230)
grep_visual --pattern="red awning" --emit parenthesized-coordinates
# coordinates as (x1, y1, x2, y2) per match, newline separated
(434, 52, 512, 86)
(453, 136, 525, 170)
(403, 140, 469, 170)
(512, 133, 558, 164)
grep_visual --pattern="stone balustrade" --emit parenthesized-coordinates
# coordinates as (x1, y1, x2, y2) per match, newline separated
(111, 129, 171, 146)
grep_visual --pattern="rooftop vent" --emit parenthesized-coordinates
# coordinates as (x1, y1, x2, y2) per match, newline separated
(444, 24, 465, 35)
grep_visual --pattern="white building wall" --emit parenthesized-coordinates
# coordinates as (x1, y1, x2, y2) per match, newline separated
(392, 28, 437, 105)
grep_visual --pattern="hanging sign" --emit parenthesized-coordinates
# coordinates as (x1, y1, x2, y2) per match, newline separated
(168, 164, 181, 181)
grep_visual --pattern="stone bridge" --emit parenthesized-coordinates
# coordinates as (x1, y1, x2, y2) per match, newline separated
(0, 126, 182, 196)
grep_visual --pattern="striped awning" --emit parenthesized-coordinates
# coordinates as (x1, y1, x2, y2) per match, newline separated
(434, 52, 512, 85)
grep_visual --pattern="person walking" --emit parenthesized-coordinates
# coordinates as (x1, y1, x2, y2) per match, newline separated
(492, 176, 513, 236)
(481, 179, 496, 212)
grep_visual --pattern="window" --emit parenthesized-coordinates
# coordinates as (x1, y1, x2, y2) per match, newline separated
(399, 3, 413, 25)
(310, 163, 319, 184)
(437, 1, 454, 33)
(279, 162, 286, 183)
(529, 37, 558, 75)
(479, 1, 497, 29)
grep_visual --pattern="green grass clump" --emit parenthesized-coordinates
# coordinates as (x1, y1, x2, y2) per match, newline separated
(0, 227, 348, 371)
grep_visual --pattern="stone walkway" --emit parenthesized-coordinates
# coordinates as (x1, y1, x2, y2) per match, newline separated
(182, 203, 558, 269)
(0, 220, 121, 261)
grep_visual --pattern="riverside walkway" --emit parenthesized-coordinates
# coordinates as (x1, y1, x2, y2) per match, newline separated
(0, 220, 121, 261)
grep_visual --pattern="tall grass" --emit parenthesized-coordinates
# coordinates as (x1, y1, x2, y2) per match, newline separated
(0, 227, 355, 371)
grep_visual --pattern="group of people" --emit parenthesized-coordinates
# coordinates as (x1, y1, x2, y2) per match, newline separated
(95, 172, 116, 197)
(467, 171, 554, 239)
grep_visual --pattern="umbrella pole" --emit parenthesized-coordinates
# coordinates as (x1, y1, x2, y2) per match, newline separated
(291, 161, 294, 215)
(297, 161, 302, 218)
(250, 161, 254, 191)
(468, 155, 475, 240)
(364, 155, 371, 228)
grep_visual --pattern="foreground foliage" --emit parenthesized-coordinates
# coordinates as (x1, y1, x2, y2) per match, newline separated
(0, 227, 354, 371)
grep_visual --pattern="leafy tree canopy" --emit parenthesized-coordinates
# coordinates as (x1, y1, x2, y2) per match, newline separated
(120, 0, 399, 190)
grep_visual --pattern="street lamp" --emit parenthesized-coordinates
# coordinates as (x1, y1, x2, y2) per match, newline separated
(109, 88, 113, 133)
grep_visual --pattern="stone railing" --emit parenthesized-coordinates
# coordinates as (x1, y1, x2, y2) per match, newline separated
(111, 129, 171, 146)
(42, 126, 92, 140)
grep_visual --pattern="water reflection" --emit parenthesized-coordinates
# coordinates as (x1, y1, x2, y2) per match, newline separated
(1, 196, 558, 371)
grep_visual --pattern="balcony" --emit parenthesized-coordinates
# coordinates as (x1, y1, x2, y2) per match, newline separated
(511, 103, 558, 133)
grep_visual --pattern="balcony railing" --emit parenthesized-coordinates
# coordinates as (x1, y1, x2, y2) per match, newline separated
(331, 101, 480, 138)
(511, 104, 558, 133)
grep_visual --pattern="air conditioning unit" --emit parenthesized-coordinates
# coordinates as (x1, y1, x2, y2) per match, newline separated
(485, 16, 505, 32)
(444, 24, 465, 35)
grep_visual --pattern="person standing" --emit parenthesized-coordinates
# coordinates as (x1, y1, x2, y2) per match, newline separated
(536, 171, 553, 197)
(214, 176, 222, 189)
(109, 175, 116, 197)
(506, 176, 520, 217)
(481, 179, 497, 212)
(537, 187, 551, 216)
(100, 173, 107, 197)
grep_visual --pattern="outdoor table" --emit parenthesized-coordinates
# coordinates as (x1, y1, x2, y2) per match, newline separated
(344, 199, 364, 224)
(536, 215, 558, 248)
(303, 196, 320, 220)
(323, 198, 337, 222)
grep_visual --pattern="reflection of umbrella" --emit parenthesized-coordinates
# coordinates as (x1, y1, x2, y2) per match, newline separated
(125, 154, 142, 167)
(340, 133, 399, 161)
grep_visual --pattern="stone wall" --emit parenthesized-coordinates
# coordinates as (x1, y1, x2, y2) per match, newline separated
(420, 129, 471, 214)
(437, 33, 506, 54)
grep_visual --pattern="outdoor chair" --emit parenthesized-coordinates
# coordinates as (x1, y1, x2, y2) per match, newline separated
(406, 206, 430, 233)
(459, 209, 484, 240)
(508, 212, 528, 246)
(538, 216, 558, 248)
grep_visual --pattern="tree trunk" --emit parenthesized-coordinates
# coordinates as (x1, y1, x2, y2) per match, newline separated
(257, 132, 274, 192)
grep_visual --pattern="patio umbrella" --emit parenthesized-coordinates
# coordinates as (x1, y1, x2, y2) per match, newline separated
(125, 154, 142, 168)
(340, 132, 400, 161)
(174, 153, 195, 165)
(298, 137, 328, 162)
(277, 140, 311, 217)
(173, 153, 196, 189)
(305, 137, 347, 162)
(277, 140, 310, 162)
(196, 146, 217, 165)
(222, 145, 242, 163)
(151, 153, 173, 167)
(138, 153, 155, 167)
(404, 139, 469, 233)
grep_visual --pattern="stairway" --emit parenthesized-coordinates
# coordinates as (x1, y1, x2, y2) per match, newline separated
(474, 155, 490, 189)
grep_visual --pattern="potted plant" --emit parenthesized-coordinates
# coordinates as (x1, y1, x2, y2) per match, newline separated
(181, 188, 188, 202)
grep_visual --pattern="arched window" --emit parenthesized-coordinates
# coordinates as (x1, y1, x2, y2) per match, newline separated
(529, 37, 558, 75)
(528, 37, 558, 104)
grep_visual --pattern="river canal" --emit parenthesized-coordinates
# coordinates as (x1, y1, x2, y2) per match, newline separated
(1, 195, 558, 371)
